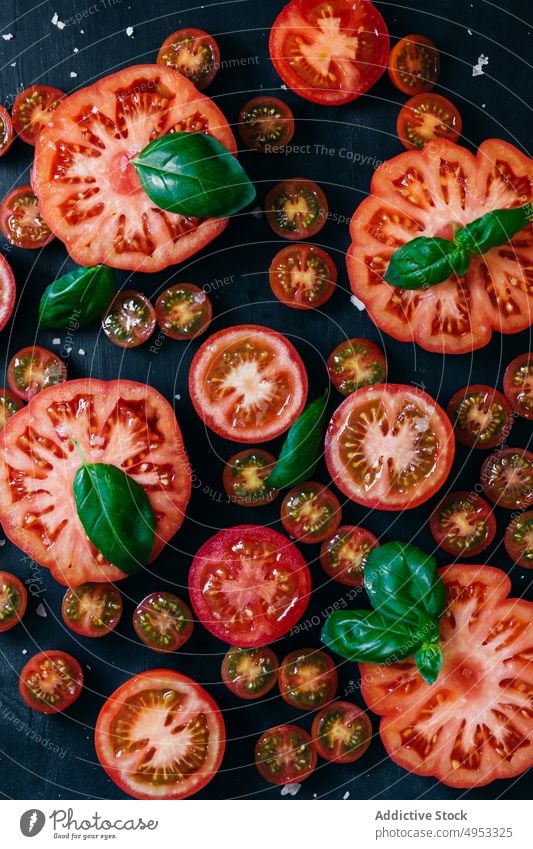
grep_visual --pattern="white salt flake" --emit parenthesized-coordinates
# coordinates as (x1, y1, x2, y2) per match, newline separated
(0, 539, 5, 546)
(22, 649, 28, 655)
(51, 12, 66, 30)
(313, 793, 318, 798)
(70, 71, 78, 79)
(350, 294, 366, 311)
(126, 26, 135, 37)
(467, 29, 472, 35)
(2, 33, 14, 41)
(250, 205, 263, 219)
(482, 103, 486, 108)
(78, 348, 86, 356)
(174, 394, 181, 400)
(80, 29, 85, 34)
(280, 84, 288, 90)
(86, 664, 92, 670)
(36, 603, 47, 618)
(64, 345, 72, 354)
(281, 783, 301, 797)
(472, 54, 489, 77)
(10, 62, 16, 67)
(52, 337, 61, 345)
(343, 791, 350, 800)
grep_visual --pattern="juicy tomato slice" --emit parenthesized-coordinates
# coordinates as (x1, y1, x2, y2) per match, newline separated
(95, 669, 225, 799)
(265, 179, 328, 240)
(481, 448, 533, 510)
(397, 93, 462, 151)
(430, 491, 496, 557)
(62, 582, 122, 638)
(269, 244, 337, 310)
(0, 186, 54, 249)
(0, 105, 14, 157)
(360, 565, 533, 787)
(32, 66, 236, 272)
(311, 700, 372, 763)
(505, 511, 533, 568)
(280, 481, 341, 543)
(189, 325, 308, 443)
(327, 337, 387, 396)
(320, 525, 379, 586)
(12, 85, 65, 145)
(504, 353, 533, 421)
(155, 283, 212, 341)
(133, 591, 193, 653)
(0, 379, 192, 586)
(7, 346, 66, 402)
(0, 571, 28, 632)
(269, 0, 389, 106)
(447, 384, 513, 449)
(221, 645, 279, 699)
(157, 28, 220, 90)
(279, 648, 338, 709)
(0, 389, 22, 429)
(388, 34, 440, 95)
(326, 384, 454, 511)
(102, 290, 156, 349)
(255, 724, 316, 785)
(0, 253, 16, 332)
(188, 525, 311, 647)
(223, 448, 279, 507)
(19, 650, 83, 714)
(238, 97, 295, 152)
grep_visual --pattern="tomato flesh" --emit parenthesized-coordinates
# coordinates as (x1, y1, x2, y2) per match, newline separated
(265, 179, 328, 240)
(320, 525, 379, 586)
(389, 34, 440, 95)
(102, 290, 156, 349)
(0, 186, 54, 249)
(281, 481, 341, 543)
(269, 244, 337, 310)
(447, 384, 513, 449)
(0, 254, 16, 333)
(481, 448, 533, 510)
(157, 28, 220, 90)
(19, 650, 83, 714)
(223, 448, 278, 507)
(62, 582, 122, 637)
(7, 346, 66, 402)
(255, 724, 316, 785)
(397, 93, 462, 151)
(504, 354, 533, 420)
(327, 337, 386, 396)
(430, 492, 496, 557)
(505, 511, 533, 568)
(155, 283, 211, 340)
(0, 571, 27, 632)
(311, 701, 372, 763)
(12, 85, 64, 145)
(221, 646, 279, 699)
(133, 591, 193, 652)
(0, 105, 14, 157)
(238, 97, 295, 152)
(279, 647, 338, 708)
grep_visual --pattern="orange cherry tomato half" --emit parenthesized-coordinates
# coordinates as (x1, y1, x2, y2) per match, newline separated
(0, 571, 27, 632)
(7, 346, 67, 402)
(388, 34, 440, 95)
(481, 448, 533, 510)
(19, 650, 83, 714)
(311, 700, 372, 764)
(12, 85, 65, 145)
(429, 491, 496, 557)
(238, 96, 295, 152)
(157, 28, 220, 90)
(0, 105, 14, 157)
(279, 648, 338, 709)
(265, 179, 328, 240)
(327, 337, 387, 396)
(155, 283, 212, 341)
(281, 481, 342, 543)
(504, 511, 533, 568)
(504, 353, 533, 421)
(0, 186, 54, 249)
(62, 583, 123, 638)
(269, 244, 337, 310)
(102, 290, 156, 348)
(133, 591, 193, 653)
(320, 525, 379, 587)
(255, 724, 317, 785)
(222, 448, 279, 507)
(397, 93, 462, 151)
(221, 645, 279, 699)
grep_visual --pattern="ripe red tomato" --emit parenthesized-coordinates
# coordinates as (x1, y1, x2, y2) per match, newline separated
(32, 65, 236, 271)
(360, 564, 533, 787)
(189, 525, 311, 647)
(504, 511, 533, 568)
(95, 669, 225, 799)
(265, 179, 328, 240)
(348, 139, 533, 353)
(221, 645, 279, 699)
(189, 325, 308, 443)
(0, 389, 22, 429)
(155, 283, 212, 341)
(0, 379, 192, 586)
(326, 384, 454, 510)
(12, 85, 64, 145)
(62, 583, 122, 638)
(0, 253, 16, 332)
(7, 346, 67, 402)
(430, 491, 496, 557)
(280, 481, 341, 543)
(388, 34, 440, 95)
(102, 290, 156, 349)
(133, 591, 193, 652)
(397, 93, 462, 151)
(0, 186, 54, 249)
(0, 571, 27, 632)
(311, 701, 372, 763)
(269, 244, 337, 310)
(481, 448, 533, 510)
(327, 337, 387, 396)
(269, 0, 389, 106)
(238, 97, 295, 152)
(222, 448, 279, 507)
(279, 648, 338, 709)
(157, 28, 220, 90)
(255, 724, 316, 785)
(19, 650, 83, 714)
(447, 384, 513, 449)
(320, 525, 379, 586)
(504, 354, 533, 420)
(0, 105, 14, 157)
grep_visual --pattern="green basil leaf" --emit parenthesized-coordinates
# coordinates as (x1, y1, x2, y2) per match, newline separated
(38, 265, 116, 329)
(322, 609, 422, 663)
(415, 640, 443, 685)
(266, 392, 327, 489)
(73, 462, 155, 575)
(364, 542, 446, 623)
(455, 202, 533, 254)
(133, 132, 256, 219)
(384, 237, 470, 289)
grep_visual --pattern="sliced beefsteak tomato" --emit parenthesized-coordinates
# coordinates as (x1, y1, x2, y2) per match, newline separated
(348, 139, 533, 353)
(0, 253, 16, 332)
(360, 565, 533, 788)
(32, 65, 237, 272)
(0, 379, 191, 586)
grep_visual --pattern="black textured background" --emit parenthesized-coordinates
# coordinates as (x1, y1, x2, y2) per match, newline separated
(0, 0, 531, 801)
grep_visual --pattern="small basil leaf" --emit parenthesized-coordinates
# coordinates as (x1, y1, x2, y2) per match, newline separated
(322, 609, 422, 664)
(133, 132, 256, 219)
(39, 265, 116, 329)
(364, 542, 446, 623)
(384, 237, 470, 290)
(266, 392, 327, 489)
(415, 641, 443, 685)
(455, 203, 533, 254)
(73, 462, 155, 575)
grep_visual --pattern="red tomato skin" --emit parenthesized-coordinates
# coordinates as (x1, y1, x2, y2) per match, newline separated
(0, 106, 14, 157)
(0, 253, 16, 332)
(12, 85, 65, 145)
(19, 650, 83, 714)
(504, 354, 533, 421)
(0, 571, 28, 632)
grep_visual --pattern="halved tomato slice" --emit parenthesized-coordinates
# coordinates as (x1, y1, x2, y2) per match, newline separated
(238, 97, 295, 152)
(0, 186, 54, 249)
(157, 28, 220, 90)
(505, 511, 533, 568)
(62, 582, 122, 637)
(222, 448, 279, 507)
(133, 591, 193, 652)
(397, 93, 462, 151)
(481, 448, 533, 510)
(504, 353, 533, 420)
(12, 85, 65, 145)
(279, 647, 338, 708)
(320, 525, 379, 586)
(388, 34, 440, 95)
(360, 564, 533, 787)
(311, 701, 372, 763)
(19, 650, 83, 714)
(188, 525, 311, 647)
(7, 346, 67, 402)
(265, 179, 328, 240)
(102, 290, 156, 349)
(269, 244, 337, 309)
(430, 491, 496, 557)
(221, 645, 279, 699)
(95, 669, 225, 799)
(155, 283, 212, 340)
(0, 254, 16, 332)
(327, 337, 387, 396)
(447, 384, 513, 449)
(189, 325, 308, 443)
(0, 106, 14, 157)
(255, 724, 316, 785)
(280, 481, 341, 543)
(0, 571, 27, 632)
(325, 384, 454, 510)
(32, 65, 236, 271)
(0, 379, 191, 586)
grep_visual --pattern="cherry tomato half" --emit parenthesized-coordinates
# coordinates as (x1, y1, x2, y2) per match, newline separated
(157, 28, 220, 90)
(102, 290, 156, 349)
(281, 481, 341, 544)
(279, 648, 338, 709)
(388, 34, 440, 95)
(430, 491, 496, 557)
(320, 525, 379, 587)
(504, 354, 533, 421)
(62, 583, 122, 638)
(0, 253, 16, 332)
(0, 186, 54, 249)
(447, 384, 513, 449)
(327, 338, 387, 396)
(255, 724, 317, 785)
(265, 179, 328, 240)
(311, 701, 372, 764)
(238, 97, 295, 153)
(504, 511, 533, 569)
(7, 346, 67, 402)
(133, 591, 194, 653)
(12, 85, 65, 145)
(155, 283, 212, 341)
(397, 93, 462, 151)
(269, 244, 337, 310)
(0, 105, 14, 157)
(0, 571, 27, 632)
(19, 650, 83, 714)
(481, 448, 533, 510)
(0, 388, 23, 429)
(221, 645, 279, 699)
(223, 448, 279, 507)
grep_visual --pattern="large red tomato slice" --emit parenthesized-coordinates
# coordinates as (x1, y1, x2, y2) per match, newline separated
(360, 565, 533, 788)
(348, 139, 533, 353)
(0, 253, 16, 332)
(32, 65, 236, 272)
(0, 379, 191, 586)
